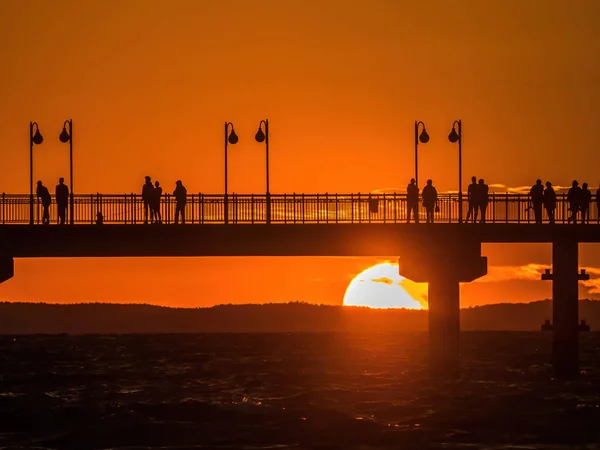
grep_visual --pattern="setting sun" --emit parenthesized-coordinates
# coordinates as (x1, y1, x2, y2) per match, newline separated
(343, 263, 424, 309)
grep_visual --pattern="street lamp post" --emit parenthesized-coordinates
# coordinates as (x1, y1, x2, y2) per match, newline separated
(448, 120, 462, 223)
(255, 119, 270, 224)
(224, 122, 238, 224)
(59, 119, 74, 224)
(29, 122, 43, 225)
(414, 121, 429, 189)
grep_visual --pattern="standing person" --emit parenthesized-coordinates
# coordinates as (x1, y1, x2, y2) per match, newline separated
(173, 180, 187, 224)
(55, 177, 69, 225)
(477, 179, 489, 223)
(543, 181, 557, 224)
(567, 180, 581, 224)
(529, 179, 544, 224)
(142, 176, 154, 224)
(466, 176, 478, 223)
(422, 179, 438, 224)
(152, 181, 163, 224)
(36, 180, 51, 225)
(581, 182, 592, 224)
(406, 178, 419, 223)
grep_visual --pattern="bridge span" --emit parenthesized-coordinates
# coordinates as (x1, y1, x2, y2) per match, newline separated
(1, 192, 599, 380)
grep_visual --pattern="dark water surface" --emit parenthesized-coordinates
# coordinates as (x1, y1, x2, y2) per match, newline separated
(1, 332, 600, 449)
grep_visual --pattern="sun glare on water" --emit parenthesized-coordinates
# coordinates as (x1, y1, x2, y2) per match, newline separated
(343, 263, 423, 309)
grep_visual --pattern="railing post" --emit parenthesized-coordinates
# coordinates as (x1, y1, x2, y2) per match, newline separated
(301, 193, 305, 224)
(351, 194, 354, 223)
(200, 193, 204, 224)
(191, 194, 195, 225)
(98, 193, 102, 222)
(394, 193, 397, 223)
(293, 193, 296, 223)
(1, 193, 4, 225)
(316, 194, 320, 223)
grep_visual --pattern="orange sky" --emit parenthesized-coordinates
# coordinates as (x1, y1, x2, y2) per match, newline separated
(1, 0, 600, 308)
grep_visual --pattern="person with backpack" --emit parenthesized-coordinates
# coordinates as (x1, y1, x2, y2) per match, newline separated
(422, 179, 438, 224)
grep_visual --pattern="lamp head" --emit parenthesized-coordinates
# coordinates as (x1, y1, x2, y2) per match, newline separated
(32, 129, 43, 145)
(59, 127, 71, 143)
(448, 127, 460, 143)
(227, 129, 239, 145)
(418, 129, 429, 144)
(255, 127, 266, 143)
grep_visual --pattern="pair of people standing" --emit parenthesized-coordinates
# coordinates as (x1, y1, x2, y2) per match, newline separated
(466, 177, 489, 223)
(566, 180, 594, 224)
(531, 179, 563, 225)
(406, 178, 439, 223)
(532, 179, 596, 224)
(35, 178, 69, 225)
(141, 176, 187, 224)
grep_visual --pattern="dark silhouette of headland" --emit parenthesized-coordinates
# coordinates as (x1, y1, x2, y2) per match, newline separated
(1, 300, 599, 334)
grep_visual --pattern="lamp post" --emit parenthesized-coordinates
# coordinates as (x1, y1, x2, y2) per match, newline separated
(29, 122, 43, 225)
(255, 119, 270, 224)
(448, 120, 462, 223)
(224, 122, 238, 224)
(414, 121, 429, 188)
(59, 119, 74, 224)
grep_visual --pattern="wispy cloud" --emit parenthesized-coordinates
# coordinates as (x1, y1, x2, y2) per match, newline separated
(372, 184, 577, 195)
(371, 277, 394, 285)
(478, 263, 600, 296)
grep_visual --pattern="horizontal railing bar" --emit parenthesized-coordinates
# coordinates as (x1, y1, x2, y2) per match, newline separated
(0, 192, 597, 225)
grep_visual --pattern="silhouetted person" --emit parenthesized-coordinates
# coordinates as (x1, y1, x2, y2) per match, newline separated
(55, 177, 69, 225)
(422, 179, 438, 224)
(581, 182, 592, 224)
(543, 181, 557, 225)
(529, 179, 544, 224)
(173, 180, 187, 224)
(36, 180, 51, 225)
(142, 176, 154, 224)
(406, 178, 419, 223)
(152, 181, 163, 224)
(477, 179, 489, 223)
(567, 180, 582, 224)
(96, 211, 104, 225)
(466, 176, 478, 223)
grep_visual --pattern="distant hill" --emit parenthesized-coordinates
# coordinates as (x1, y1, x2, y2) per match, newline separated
(1, 300, 599, 334)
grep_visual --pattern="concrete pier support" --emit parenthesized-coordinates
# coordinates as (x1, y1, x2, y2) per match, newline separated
(544, 239, 587, 378)
(399, 243, 487, 378)
(428, 275, 461, 377)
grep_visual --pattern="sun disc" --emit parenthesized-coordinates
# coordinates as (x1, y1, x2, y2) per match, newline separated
(343, 262, 423, 309)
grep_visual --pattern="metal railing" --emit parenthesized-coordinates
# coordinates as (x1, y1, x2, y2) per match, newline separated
(0, 193, 598, 225)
